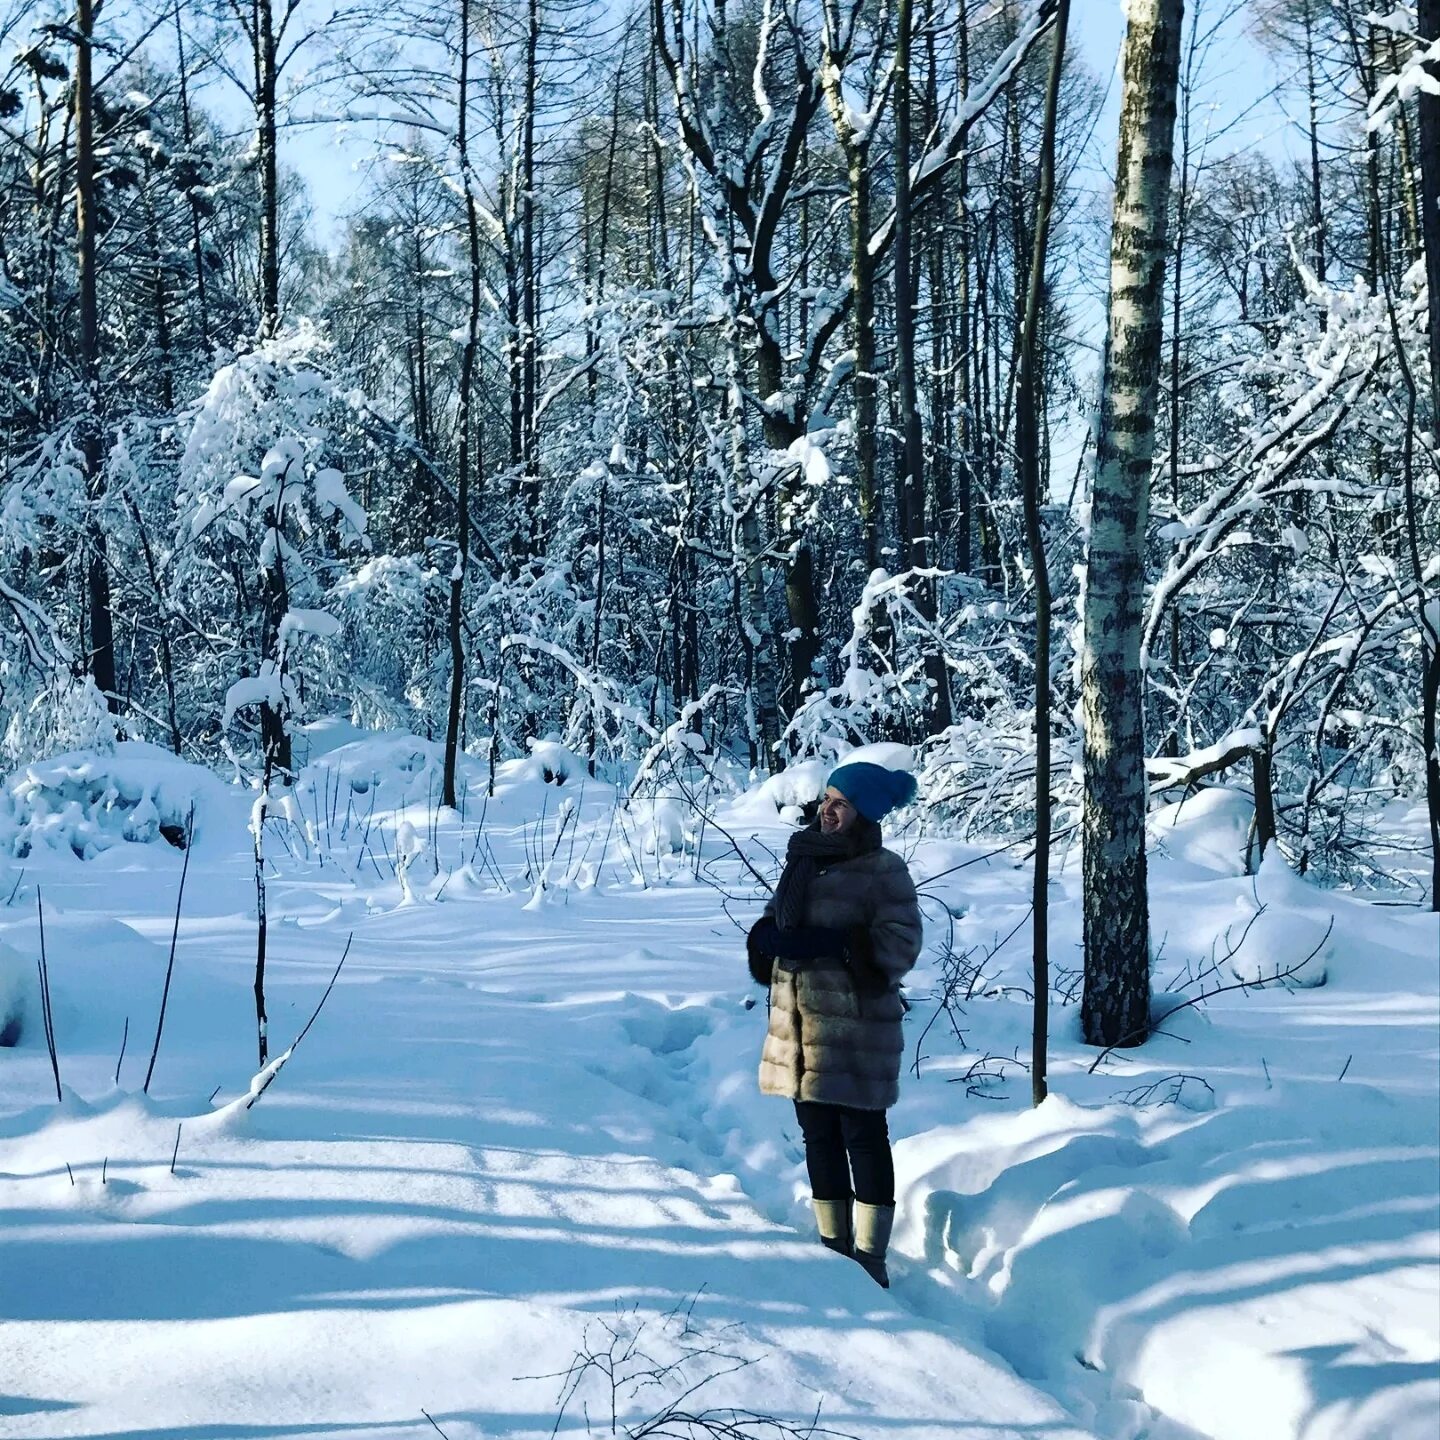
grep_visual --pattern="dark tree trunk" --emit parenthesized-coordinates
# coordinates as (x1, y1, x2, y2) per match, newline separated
(1414, 0, 1439, 908)
(1017, 0, 1071, 1104)
(74, 0, 116, 710)
(174, 0, 209, 344)
(1081, 0, 1184, 1050)
(519, 0, 541, 559)
(894, 0, 951, 733)
(443, 0, 482, 811)
(954, 3, 974, 575)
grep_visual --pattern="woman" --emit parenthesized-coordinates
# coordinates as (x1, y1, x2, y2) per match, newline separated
(747, 761, 923, 1287)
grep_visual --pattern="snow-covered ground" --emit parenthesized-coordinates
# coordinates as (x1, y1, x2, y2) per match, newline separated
(1, 730, 1436, 1440)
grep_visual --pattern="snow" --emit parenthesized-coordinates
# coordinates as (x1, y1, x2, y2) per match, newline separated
(0, 743, 228, 860)
(1149, 784, 1254, 878)
(0, 731, 1436, 1440)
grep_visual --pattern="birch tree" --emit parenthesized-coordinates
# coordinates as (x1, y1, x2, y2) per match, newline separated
(1081, 0, 1184, 1049)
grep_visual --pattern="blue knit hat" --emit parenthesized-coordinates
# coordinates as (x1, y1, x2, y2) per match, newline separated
(826, 762, 918, 822)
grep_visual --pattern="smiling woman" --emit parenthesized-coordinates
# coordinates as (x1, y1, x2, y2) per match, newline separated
(746, 761, 923, 1288)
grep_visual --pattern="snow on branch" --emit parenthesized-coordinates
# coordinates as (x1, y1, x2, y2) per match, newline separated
(1146, 729, 1265, 793)
(869, 0, 1058, 257)
(0, 576, 71, 674)
(500, 633, 659, 743)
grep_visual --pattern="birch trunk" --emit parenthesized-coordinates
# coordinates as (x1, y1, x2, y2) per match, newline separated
(255, 0, 281, 337)
(1081, 0, 1184, 1049)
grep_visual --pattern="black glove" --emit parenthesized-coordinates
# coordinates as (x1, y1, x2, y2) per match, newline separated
(746, 921, 774, 987)
(747, 916, 848, 977)
(844, 926, 890, 998)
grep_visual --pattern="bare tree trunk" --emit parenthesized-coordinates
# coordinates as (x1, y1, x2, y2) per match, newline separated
(1081, 0, 1184, 1050)
(924, 1, 951, 569)
(519, 0, 542, 559)
(849, 145, 879, 571)
(74, 0, 117, 711)
(255, 0, 281, 336)
(1302, 0, 1326, 288)
(1413, 0, 1439, 908)
(174, 0, 210, 344)
(954, 2, 974, 575)
(1419, 0, 1440, 441)
(443, 0, 483, 811)
(1017, 0, 1070, 1104)
(258, 465, 293, 779)
(895, 0, 951, 735)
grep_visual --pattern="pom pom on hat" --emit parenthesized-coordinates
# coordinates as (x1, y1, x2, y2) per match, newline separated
(826, 762, 918, 822)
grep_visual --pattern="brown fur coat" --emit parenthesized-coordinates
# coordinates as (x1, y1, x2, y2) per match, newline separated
(756, 846, 922, 1110)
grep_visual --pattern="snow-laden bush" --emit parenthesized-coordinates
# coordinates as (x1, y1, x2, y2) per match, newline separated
(0, 743, 227, 860)
(172, 322, 373, 765)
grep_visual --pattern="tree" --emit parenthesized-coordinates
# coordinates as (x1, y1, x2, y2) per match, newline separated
(1015, 0, 1070, 1100)
(1416, 0, 1440, 908)
(73, 0, 117, 710)
(1081, 0, 1185, 1049)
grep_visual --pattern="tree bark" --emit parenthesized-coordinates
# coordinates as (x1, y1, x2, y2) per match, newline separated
(519, 0, 542, 558)
(1081, 0, 1184, 1049)
(255, 0, 281, 336)
(895, 0, 951, 735)
(1414, 0, 1439, 908)
(1017, 0, 1070, 1103)
(74, 0, 117, 711)
(174, 0, 210, 345)
(443, 0, 483, 811)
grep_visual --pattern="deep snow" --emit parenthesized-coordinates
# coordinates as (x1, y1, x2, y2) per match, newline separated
(1, 730, 1436, 1440)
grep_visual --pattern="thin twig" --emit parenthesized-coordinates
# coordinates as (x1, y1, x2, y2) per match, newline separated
(1088, 918, 1334, 1073)
(36, 887, 60, 1102)
(144, 803, 194, 1094)
(244, 934, 352, 1111)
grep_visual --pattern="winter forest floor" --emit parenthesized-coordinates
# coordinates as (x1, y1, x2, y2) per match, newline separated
(1, 727, 1437, 1440)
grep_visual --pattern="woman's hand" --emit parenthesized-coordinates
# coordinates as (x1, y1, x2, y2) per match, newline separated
(748, 916, 849, 968)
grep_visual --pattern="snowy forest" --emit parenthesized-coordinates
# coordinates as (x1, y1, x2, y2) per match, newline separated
(0, 1, 1438, 1439)
(1, 0, 1434, 893)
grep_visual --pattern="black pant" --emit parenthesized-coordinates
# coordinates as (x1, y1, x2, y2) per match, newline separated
(793, 1100, 894, 1207)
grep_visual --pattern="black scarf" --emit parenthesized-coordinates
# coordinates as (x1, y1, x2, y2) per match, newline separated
(772, 817, 882, 932)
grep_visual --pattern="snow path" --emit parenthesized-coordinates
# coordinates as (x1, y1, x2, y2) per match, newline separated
(2, 742, 1436, 1440)
(0, 831, 1098, 1440)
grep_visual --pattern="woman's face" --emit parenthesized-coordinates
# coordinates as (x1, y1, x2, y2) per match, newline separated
(818, 786, 858, 835)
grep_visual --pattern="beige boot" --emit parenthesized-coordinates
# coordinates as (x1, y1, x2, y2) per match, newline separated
(812, 1197, 853, 1256)
(853, 1202, 894, 1288)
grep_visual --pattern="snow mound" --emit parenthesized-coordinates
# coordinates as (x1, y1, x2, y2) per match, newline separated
(303, 731, 483, 807)
(0, 743, 228, 860)
(1150, 785, 1254, 876)
(1228, 851, 1334, 986)
(513, 737, 583, 787)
